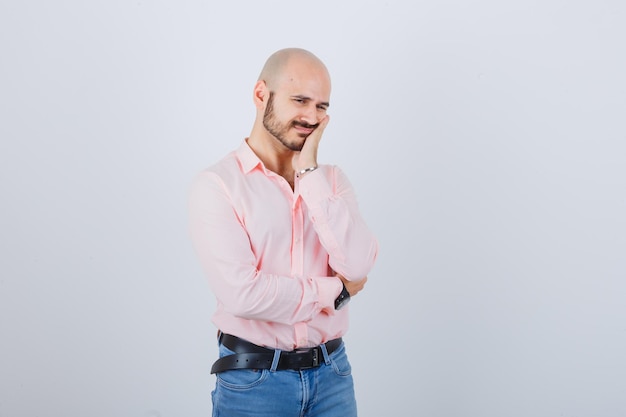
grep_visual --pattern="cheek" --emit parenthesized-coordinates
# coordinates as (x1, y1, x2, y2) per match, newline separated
(279, 109, 300, 124)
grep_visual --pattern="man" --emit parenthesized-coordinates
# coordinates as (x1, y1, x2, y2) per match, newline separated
(189, 48, 378, 417)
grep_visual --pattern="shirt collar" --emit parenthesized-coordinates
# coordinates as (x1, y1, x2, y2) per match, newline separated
(236, 139, 263, 174)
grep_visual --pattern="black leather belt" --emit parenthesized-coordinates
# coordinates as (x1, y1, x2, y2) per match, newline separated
(210, 333, 342, 374)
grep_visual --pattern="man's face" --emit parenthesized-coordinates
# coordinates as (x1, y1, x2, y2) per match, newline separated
(261, 65, 330, 152)
(262, 92, 319, 151)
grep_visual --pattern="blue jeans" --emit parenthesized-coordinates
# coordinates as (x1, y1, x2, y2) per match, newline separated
(211, 341, 357, 417)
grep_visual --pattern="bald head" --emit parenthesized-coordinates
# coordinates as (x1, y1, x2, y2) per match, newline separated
(249, 48, 331, 155)
(258, 48, 330, 91)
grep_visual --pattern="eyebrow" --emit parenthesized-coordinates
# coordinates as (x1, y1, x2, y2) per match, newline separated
(291, 95, 330, 108)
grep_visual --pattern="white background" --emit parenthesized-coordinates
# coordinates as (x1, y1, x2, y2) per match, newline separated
(1, 1, 625, 416)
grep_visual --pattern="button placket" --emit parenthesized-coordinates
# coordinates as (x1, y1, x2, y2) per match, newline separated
(290, 197, 304, 277)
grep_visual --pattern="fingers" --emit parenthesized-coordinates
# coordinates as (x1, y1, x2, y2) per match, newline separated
(316, 114, 330, 134)
(293, 115, 330, 171)
(311, 115, 329, 146)
(338, 274, 368, 297)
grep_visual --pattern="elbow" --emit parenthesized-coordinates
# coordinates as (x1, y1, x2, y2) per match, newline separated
(337, 238, 379, 281)
(220, 286, 263, 319)
(219, 280, 290, 323)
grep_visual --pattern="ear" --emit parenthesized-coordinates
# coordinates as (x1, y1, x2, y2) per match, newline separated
(253, 80, 268, 110)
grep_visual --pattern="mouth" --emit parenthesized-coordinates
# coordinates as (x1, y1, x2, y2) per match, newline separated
(292, 122, 317, 136)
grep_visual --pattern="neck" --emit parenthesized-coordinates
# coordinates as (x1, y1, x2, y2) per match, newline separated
(247, 123, 295, 183)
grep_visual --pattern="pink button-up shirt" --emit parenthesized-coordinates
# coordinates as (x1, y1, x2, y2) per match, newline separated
(189, 140, 378, 350)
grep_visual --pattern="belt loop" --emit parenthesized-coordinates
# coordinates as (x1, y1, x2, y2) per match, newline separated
(319, 343, 331, 365)
(270, 349, 282, 372)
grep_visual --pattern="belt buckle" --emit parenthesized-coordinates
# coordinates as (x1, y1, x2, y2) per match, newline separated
(311, 348, 319, 367)
(294, 347, 319, 369)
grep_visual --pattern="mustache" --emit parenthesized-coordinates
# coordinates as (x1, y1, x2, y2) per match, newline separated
(292, 121, 318, 129)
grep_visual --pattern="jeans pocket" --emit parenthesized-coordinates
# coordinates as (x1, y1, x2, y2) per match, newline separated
(329, 344, 352, 377)
(215, 343, 270, 389)
(217, 367, 269, 390)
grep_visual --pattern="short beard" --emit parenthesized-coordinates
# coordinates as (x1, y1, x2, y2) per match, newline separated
(263, 92, 317, 152)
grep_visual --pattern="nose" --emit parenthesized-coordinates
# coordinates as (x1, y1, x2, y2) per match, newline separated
(300, 104, 319, 126)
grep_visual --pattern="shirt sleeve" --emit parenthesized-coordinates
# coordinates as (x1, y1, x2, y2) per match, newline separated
(298, 165, 379, 281)
(188, 170, 341, 325)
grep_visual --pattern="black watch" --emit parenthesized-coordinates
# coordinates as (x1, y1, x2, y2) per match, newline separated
(334, 283, 351, 310)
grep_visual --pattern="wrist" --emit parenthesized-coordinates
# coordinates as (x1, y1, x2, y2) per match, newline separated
(296, 165, 318, 178)
(334, 282, 351, 310)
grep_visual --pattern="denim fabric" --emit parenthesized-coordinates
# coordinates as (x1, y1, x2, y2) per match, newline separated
(212, 342, 357, 417)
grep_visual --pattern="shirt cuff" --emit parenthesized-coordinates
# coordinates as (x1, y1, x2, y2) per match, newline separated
(315, 276, 343, 312)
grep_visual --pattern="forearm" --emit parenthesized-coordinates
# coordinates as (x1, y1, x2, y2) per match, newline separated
(202, 264, 341, 324)
(299, 166, 379, 280)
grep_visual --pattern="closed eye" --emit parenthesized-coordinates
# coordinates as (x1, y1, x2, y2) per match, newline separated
(292, 96, 308, 104)
(291, 95, 330, 111)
